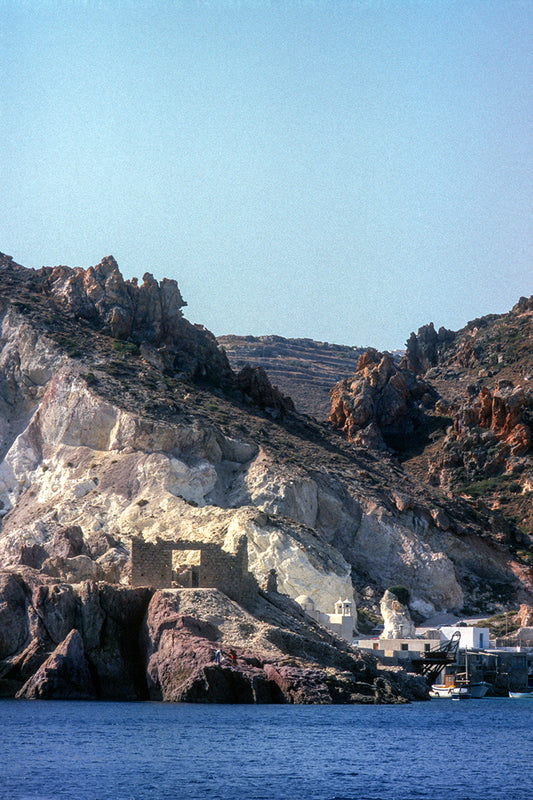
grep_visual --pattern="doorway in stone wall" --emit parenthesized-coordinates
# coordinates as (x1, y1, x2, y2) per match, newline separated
(172, 548, 201, 588)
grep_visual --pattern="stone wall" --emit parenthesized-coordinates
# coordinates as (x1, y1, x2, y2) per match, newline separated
(130, 535, 258, 605)
(130, 537, 172, 589)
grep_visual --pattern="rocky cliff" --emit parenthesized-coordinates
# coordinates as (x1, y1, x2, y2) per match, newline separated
(400, 304, 533, 550)
(0, 253, 531, 705)
(325, 305, 533, 583)
(0, 570, 426, 703)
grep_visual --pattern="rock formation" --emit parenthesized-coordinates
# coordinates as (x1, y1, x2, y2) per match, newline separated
(0, 569, 427, 703)
(401, 323, 456, 374)
(0, 249, 531, 706)
(380, 588, 416, 639)
(236, 364, 295, 416)
(16, 629, 96, 700)
(427, 380, 532, 487)
(329, 349, 437, 451)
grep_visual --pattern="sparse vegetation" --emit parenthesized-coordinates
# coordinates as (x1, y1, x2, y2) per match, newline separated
(113, 340, 140, 356)
(477, 612, 521, 638)
(462, 476, 508, 499)
(387, 585, 410, 606)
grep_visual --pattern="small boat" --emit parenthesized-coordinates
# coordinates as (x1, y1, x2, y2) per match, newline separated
(509, 691, 533, 698)
(430, 680, 490, 699)
(451, 686, 470, 700)
(430, 684, 471, 698)
(430, 684, 454, 698)
(468, 681, 491, 698)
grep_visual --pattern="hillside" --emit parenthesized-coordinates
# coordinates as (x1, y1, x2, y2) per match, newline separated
(220, 304, 533, 563)
(0, 253, 532, 702)
(218, 335, 366, 419)
(402, 303, 533, 546)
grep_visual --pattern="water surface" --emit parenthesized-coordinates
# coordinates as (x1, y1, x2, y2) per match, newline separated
(1, 698, 531, 800)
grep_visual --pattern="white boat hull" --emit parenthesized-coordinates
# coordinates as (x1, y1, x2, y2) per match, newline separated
(431, 682, 490, 699)
(430, 685, 454, 698)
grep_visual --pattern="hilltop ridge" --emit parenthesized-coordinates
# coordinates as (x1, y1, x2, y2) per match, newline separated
(0, 253, 532, 702)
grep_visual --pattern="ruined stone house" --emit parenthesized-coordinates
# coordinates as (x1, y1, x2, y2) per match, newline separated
(130, 535, 258, 605)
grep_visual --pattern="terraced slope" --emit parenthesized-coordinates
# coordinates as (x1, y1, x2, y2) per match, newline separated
(218, 335, 366, 419)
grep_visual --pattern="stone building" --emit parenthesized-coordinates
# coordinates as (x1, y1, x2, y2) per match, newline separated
(130, 535, 258, 605)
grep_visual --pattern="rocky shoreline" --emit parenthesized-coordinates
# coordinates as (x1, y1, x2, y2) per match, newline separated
(0, 569, 427, 704)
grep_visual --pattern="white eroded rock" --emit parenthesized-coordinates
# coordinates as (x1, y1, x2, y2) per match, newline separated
(237, 449, 318, 527)
(353, 508, 464, 612)
(224, 510, 355, 616)
(380, 589, 416, 639)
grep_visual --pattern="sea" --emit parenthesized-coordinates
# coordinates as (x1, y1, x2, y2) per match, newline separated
(1, 698, 532, 800)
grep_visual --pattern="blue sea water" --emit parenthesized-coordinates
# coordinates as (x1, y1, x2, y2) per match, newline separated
(0, 698, 532, 800)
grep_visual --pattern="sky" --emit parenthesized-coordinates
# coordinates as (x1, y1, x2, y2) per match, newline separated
(1, 0, 532, 351)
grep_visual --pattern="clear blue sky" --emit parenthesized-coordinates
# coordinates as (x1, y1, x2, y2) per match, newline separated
(1, 0, 531, 350)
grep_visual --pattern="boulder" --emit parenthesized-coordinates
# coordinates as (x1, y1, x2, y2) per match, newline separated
(41, 554, 99, 583)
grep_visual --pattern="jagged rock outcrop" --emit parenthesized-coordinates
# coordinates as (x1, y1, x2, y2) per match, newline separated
(512, 295, 533, 314)
(0, 570, 152, 699)
(39, 256, 234, 386)
(236, 365, 295, 416)
(454, 383, 530, 445)
(380, 588, 416, 639)
(401, 323, 456, 374)
(329, 349, 437, 451)
(427, 380, 532, 487)
(41, 256, 186, 340)
(16, 629, 96, 700)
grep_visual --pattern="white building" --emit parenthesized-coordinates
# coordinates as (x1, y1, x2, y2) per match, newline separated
(296, 596, 356, 643)
(439, 626, 490, 650)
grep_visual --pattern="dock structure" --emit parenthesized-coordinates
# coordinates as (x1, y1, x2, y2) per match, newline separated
(411, 631, 461, 684)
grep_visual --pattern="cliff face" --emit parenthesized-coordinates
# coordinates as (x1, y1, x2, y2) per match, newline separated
(0, 251, 531, 678)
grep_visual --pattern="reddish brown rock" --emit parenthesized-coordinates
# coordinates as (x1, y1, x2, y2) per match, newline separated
(455, 383, 529, 443)
(329, 349, 436, 451)
(507, 423, 531, 457)
(143, 588, 428, 704)
(16, 629, 96, 700)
